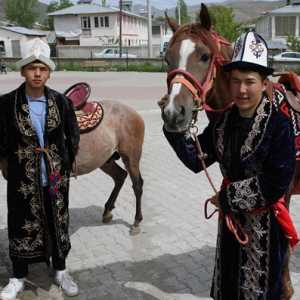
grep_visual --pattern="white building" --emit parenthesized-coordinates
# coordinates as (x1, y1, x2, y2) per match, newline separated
(0, 27, 47, 57)
(256, 1, 300, 50)
(48, 3, 148, 47)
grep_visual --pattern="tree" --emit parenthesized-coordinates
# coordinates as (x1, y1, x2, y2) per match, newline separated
(208, 5, 240, 42)
(287, 35, 300, 52)
(5, 0, 38, 28)
(175, 0, 190, 25)
(47, 0, 74, 30)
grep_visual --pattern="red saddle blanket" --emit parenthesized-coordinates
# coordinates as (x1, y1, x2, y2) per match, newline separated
(75, 102, 104, 134)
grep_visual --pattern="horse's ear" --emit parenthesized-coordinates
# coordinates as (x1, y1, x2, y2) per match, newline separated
(198, 3, 211, 30)
(165, 11, 179, 33)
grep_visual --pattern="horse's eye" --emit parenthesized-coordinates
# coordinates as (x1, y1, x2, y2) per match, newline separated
(200, 53, 210, 62)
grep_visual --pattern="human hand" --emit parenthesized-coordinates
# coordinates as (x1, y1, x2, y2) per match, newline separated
(207, 192, 220, 208)
(157, 94, 169, 110)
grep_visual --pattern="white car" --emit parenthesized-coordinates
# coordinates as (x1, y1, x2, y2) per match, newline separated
(272, 51, 300, 62)
(93, 48, 137, 58)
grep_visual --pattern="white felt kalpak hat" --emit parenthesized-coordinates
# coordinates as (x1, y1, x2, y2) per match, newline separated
(223, 31, 273, 75)
(16, 38, 55, 71)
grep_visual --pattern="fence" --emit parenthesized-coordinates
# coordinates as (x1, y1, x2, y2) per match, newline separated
(1, 57, 167, 72)
(2, 57, 300, 73)
(56, 45, 161, 59)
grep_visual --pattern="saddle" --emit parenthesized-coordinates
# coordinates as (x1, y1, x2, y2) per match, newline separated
(268, 72, 300, 194)
(64, 82, 104, 133)
(273, 71, 300, 112)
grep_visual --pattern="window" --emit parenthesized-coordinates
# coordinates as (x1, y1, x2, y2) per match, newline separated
(81, 16, 91, 29)
(275, 16, 296, 36)
(152, 26, 160, 35)
(105, 16, 109, 27)
(0, 41, 5, 54)
(100, 17, 104, 27)
(282, 53, 296, 58)
(94, 17, 99, 28)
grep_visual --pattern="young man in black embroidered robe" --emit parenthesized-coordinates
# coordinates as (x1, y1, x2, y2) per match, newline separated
(163, 31, 297, 299)
(0, 38, 80, 299)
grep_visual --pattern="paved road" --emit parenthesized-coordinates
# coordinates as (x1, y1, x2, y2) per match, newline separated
(0, 72, 299, 300)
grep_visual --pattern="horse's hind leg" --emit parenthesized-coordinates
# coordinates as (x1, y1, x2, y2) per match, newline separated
(282, 249, 294, 300)
(281, 181, 296, 300)
(122, 155, 144, 235)
(100, 160, 127, 223)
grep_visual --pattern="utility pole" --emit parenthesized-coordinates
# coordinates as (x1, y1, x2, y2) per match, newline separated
(119, 0, 123, 58)
(177, 0, 181, 25)
(147, 0, 153, 58)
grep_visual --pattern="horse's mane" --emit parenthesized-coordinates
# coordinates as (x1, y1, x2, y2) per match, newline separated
(168, 23, 233, 109)
(169, 24, 224, 57)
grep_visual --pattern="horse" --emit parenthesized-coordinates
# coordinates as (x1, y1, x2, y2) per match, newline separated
(158, 3, 297, 299)
(0, 86, 145, 235)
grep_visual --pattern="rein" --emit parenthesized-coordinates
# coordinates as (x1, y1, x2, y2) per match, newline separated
(166, 29, 249, 245)
(191, 128, 249, 245)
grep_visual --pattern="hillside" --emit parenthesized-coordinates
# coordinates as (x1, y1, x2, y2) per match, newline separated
(0, 0, 289, 26)
(133, 1, 286, 24)
(0, 0, 48, 24)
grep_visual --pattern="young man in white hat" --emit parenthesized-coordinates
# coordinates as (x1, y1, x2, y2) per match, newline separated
(163, 31, 297, 299)
(0, 38, 80, 299)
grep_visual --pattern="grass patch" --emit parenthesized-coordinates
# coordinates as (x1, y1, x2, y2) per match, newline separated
(56, 61, 167, 72)
(56, 62, 90, 71)
(114, 62, 167, 72)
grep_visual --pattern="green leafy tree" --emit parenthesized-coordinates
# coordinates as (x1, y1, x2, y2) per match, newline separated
(5, 0, 38, 28)
(175, 0, 191, 25)
(208, 5, 240, 42)
(287, 35, 300, 52)
(47, 0, 74, 30)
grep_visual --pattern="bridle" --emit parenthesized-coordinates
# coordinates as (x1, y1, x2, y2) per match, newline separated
(166, 30, 232, 122)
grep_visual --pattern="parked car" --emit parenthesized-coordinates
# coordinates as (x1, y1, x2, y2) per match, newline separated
(93, 48, 137, 58)
(272, 51, 300, 62)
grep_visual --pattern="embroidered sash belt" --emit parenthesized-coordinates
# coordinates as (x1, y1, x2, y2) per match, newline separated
(222, 177, 299, 249)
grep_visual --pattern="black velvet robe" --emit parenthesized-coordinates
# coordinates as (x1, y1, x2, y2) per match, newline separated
(0, 83, 80, 263)
(164, 95, 296, 300)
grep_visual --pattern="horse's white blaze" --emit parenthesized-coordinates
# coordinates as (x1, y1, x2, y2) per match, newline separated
(165, 39, 196, 117)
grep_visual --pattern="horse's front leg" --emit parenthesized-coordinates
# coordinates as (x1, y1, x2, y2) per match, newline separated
(122, 155, 144, 235)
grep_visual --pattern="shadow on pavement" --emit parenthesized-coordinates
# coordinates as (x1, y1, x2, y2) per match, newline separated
(0, 204, 298, 300)
(0, 220, 214, 300)
(69, 205, 133, 235)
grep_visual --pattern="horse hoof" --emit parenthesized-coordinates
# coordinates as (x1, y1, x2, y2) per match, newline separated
(130, 225, 140, 235)
(103, 212, 113, 223)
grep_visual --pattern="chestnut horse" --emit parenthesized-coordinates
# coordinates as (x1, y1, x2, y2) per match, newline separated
(159, 3, 297, 299)
(75, 100, 145, 235)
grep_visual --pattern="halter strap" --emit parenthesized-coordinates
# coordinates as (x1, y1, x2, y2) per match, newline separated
(167, 30, 231, 115)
